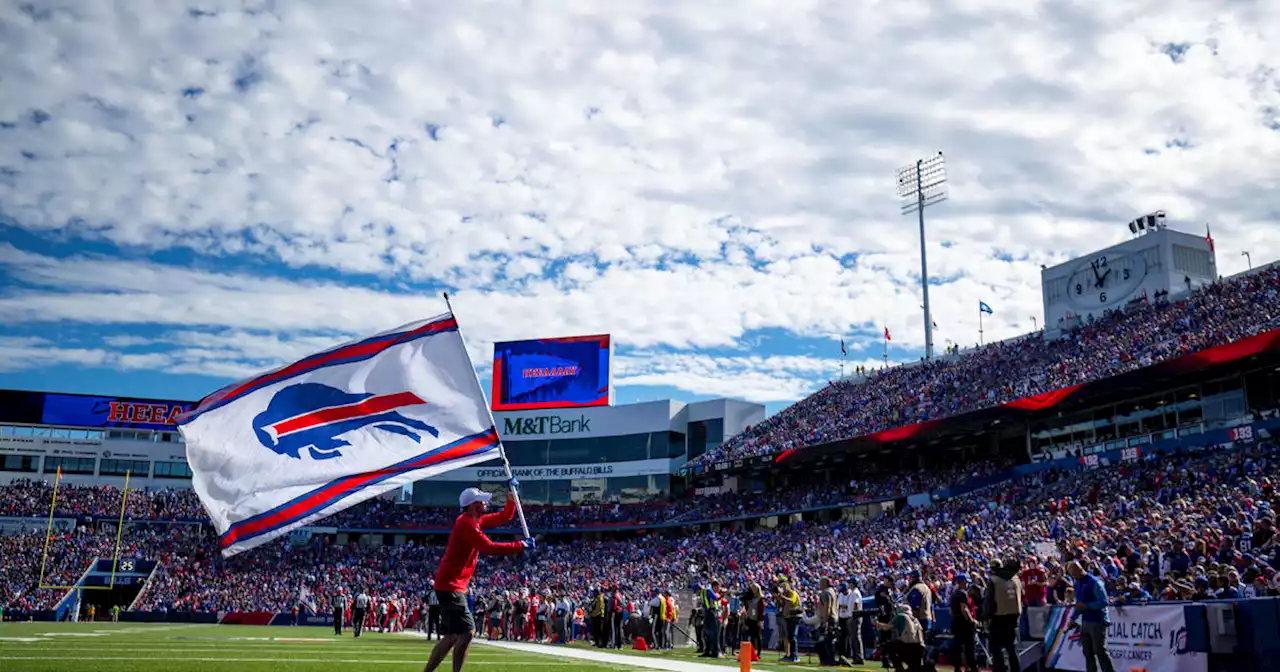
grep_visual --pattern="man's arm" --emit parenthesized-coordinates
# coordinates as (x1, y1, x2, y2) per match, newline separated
(480, 497, 518, 530)
(461, 517, 525, 556)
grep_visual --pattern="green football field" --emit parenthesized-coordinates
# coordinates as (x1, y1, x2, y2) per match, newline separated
(0, 622, 890, 672)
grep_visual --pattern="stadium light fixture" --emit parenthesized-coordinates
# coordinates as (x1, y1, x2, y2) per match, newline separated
(896, 151, 948, 360)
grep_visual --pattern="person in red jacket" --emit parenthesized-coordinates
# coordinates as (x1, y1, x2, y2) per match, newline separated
(422, 483, 534, 672)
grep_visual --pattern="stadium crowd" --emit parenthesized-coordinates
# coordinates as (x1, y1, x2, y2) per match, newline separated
(696, 265, 1280, 466)
(0, 479, 207, 521)
(7, 442, 1279, 635)
(0, 457, 1011, 536)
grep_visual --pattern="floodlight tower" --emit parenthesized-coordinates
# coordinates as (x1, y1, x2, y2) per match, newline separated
(896, 151, 948, 360)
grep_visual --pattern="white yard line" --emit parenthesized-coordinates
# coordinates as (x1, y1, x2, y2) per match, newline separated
(461, 636, 753, 672)
(0, 657, 549, 665)
(5, 646, 430, 654)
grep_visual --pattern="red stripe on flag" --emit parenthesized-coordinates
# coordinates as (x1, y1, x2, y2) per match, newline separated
(270, 392, 426, 438)
(219, 429, 497, 549)
(215, 318, 456, 409)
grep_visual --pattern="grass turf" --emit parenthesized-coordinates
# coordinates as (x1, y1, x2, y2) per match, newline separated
(0, 622, 891, 671)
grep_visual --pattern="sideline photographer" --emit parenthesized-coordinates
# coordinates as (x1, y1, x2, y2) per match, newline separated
(724, 585, 742, 656)
(814, 577, 840, 667)
(873, 604, 926, 672)
(874, 574, 896, 668)
(983, 558, 1024, 672)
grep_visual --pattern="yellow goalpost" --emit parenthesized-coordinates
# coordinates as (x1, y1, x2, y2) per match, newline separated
(38, 466, 132, 592)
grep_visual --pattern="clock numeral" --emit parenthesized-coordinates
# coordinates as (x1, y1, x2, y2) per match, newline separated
(1123, 268, 1130, 280)
(1075, 283, 1082, 295)
(1099, 292, 1107, 303)
(1097, 256, 1107, 266)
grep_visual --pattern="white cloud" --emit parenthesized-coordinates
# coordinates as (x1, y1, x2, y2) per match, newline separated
(2, 1, 1280, 404)
(615, 352, 845, 403)
(0, 337, 111, 372)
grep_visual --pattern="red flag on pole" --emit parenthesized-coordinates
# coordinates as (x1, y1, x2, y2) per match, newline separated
(884, 327, 891, 341)
(1205, 224, 1215, 252)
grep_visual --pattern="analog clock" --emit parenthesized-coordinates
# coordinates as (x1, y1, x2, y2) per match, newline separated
(1065, 252, 1148, 310)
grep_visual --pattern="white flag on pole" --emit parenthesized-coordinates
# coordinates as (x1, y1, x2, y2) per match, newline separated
(179, 313, 502, 557)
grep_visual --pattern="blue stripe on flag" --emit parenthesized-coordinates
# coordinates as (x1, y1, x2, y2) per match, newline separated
(181, 316, 458, 425)
(218, 427, 499, 549)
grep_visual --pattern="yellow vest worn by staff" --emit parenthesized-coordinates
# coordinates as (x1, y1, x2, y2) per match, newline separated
(702, 587, 720, 616)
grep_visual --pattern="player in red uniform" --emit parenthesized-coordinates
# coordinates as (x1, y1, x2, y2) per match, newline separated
(422, 484, 533, 672)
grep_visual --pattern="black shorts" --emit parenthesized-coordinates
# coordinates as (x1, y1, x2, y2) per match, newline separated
(437, 590, 473, 635)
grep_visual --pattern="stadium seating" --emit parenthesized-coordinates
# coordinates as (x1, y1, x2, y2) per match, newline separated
(693, 266, 1280, 466)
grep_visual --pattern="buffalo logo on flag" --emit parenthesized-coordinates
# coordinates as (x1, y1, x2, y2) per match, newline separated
(252, 383, 439, 461)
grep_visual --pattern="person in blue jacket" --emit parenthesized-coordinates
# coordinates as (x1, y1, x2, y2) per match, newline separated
(1067, 560, 1115, 672)
(700, 580, 722, 659)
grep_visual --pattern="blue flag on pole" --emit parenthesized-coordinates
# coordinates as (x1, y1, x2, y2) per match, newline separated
(979, 301, 993, 314)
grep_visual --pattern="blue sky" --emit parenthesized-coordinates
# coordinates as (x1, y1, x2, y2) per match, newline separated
(1, 1, 1278, 417)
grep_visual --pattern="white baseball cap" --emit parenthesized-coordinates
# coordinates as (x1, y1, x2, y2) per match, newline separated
(459, 487, 493, 508)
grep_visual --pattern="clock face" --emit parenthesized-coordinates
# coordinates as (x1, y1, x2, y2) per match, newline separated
(1065, 252, 1148, 310)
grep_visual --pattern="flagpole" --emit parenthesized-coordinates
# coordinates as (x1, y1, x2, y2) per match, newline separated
(442, 292, 531, 540)
(979, 306, 984, 346)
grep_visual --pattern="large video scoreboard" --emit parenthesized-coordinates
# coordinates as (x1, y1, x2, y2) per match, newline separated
(490, 334, 613, 411)
(0, 389, 193, 431)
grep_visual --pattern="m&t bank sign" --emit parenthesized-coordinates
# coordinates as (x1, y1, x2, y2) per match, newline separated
(502, 415, 592, 436)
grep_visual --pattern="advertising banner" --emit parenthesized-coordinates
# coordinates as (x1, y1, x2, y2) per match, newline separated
(421, 457, 674, 482)
(41, 393, 194, 432)
(494, 400, 673, 440)
(491, 335, 612, 411)
(1043, 604, 1205, 672)
(0, 516, 75, 535)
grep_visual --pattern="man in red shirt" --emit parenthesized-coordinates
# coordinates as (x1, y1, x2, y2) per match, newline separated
(422, 485, 533, 672)
(1020, 555, 1048, 607)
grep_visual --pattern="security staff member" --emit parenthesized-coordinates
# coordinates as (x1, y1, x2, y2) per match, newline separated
(426, 582, 441, 640)
(353, 590, 371, 638)
(330, 587, 346, 635)
(700, 580, 722, 659)
(837, 580, 866, 664)
(590, 588, 607, 648)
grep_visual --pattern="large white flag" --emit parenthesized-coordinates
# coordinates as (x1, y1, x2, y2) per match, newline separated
(179, 313, 502, 557)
